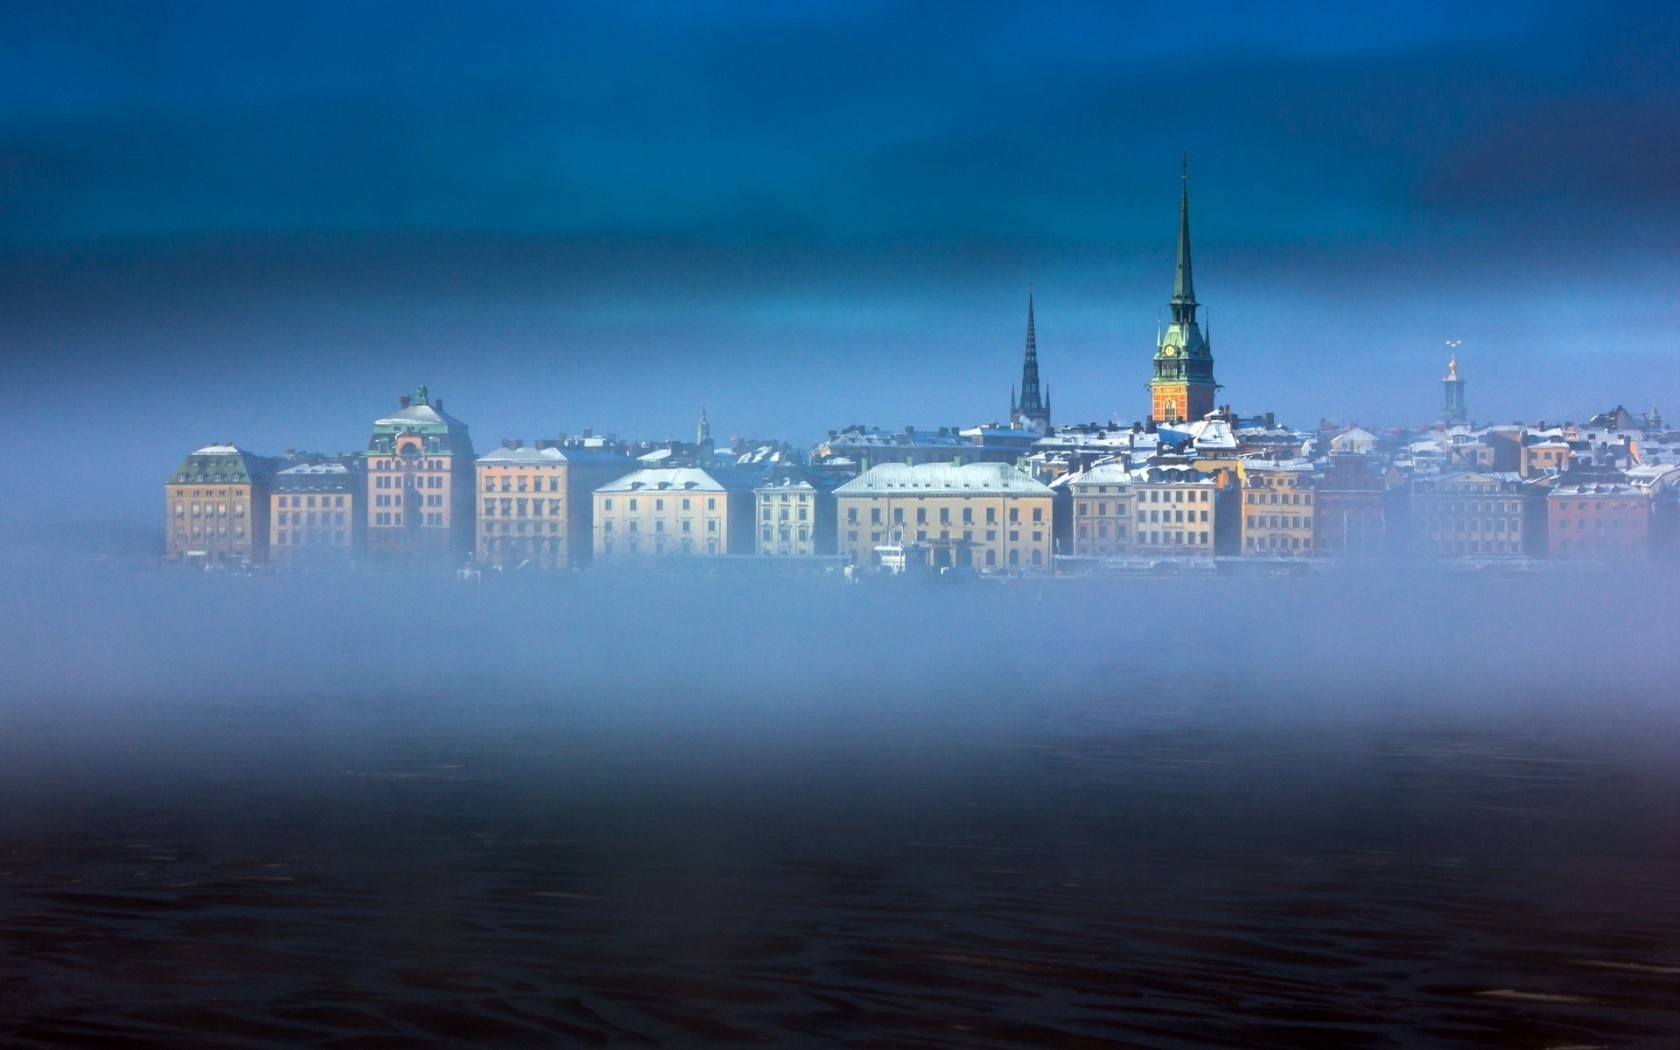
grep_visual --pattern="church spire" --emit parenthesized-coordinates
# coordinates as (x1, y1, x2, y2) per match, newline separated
(1171, 154, 1196, 320)
(1012, 289, 1049, 430)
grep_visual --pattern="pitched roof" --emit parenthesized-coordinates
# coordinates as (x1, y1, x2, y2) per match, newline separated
(835, 462, 1051, 497)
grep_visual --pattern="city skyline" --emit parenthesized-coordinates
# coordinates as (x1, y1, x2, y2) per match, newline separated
(4, 1, 1678, 520)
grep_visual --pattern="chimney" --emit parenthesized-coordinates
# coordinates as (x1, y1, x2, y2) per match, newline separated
(400, 395, 411, 409)
(582, 428, 593, 439)
(436, 398, 443, 412)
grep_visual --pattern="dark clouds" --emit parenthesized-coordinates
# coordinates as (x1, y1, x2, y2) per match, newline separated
(1, 1, 1677, 519)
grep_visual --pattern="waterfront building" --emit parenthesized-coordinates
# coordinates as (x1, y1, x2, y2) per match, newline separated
(754, 465, 838, 557)
(835, 462, 1054, 572)
(1061, 461, 1136, 558)
(1129, 463, 1222, 558)
(1547, 477, 1652, 559)
(1241, 460, 1316, 556)
(475, 442, 633, 570)
(1148, 163, 1218, 424)
(165, 443, 274, 565)
(1313, 452, 1386, 556)
(593, 467, 757, 562)
(365, 387, 476, 563)
(269, 460, 363, 567)
(1409, 471, 1537, 557)
(1009, 292, 1051, 433)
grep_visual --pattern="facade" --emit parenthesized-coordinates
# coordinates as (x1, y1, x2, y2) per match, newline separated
(365, 387, 476, 564)
(1149, 165, 1218, 424)
(165, 444, 274, 565)
(1241, 460, 1316, 556)
(1314, 452, 1386, 556)
(1062, 462, 1137, 558)
(754, 466, 838, 557)
(593, 467, 757, 562)
(1410, 471, 1534, 557)
(1009, 292, 1051, 432)
(269, 461, 364, 567)
(1129, 464, 1222, 558)
(1548, 479, 1651, 559)
(835, 462, 1054, 572)
(1442, 356, 1467, 426)
(475, 443, 631, 570)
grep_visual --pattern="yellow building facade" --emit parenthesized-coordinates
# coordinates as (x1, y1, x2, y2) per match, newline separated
(835, 462, 1055, 572)
(1241, 461, 1316, 555)
(269, 461, 363, 567)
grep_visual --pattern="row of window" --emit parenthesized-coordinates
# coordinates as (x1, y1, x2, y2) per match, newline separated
(375, 474, 444, 489)
(1246, 535, 1311, 550)
(277, 495, 348, 508)
(175, 526, 247, 540)
(483, 499, 563, 517)
(603, 519, 716, 534)
(1247, 515, 1308, 530)
(602, 497, 720, 512)
(175, 503, 246, 517)
(1137, 530, 1211, 546)
(276, 511, 347, 527)
(483, 521, 560, 534)
(371, 458, 446, 471)
(275, 530, 348, 546)
(1245, 491, 1311, 506)
(484, 476, 562, 493)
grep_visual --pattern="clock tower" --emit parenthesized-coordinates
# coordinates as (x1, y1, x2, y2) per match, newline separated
(1149, 160, 1218, 424)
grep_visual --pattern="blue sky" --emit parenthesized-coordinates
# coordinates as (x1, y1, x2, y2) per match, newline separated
(2, 1, 1677, 518)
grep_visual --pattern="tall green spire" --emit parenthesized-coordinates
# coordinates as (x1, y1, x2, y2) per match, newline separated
(1171, 154, 1196, 319)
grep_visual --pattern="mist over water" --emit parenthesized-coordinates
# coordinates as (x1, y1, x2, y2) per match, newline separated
(3, 566, 1679, 1046)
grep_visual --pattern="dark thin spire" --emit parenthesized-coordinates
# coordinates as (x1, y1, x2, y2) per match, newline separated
(1016, 289, 1045, 423)
(1172, 154, 1195, 308)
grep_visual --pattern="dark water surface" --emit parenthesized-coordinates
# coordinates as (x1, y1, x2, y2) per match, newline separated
(2, 568, 1678, 1047)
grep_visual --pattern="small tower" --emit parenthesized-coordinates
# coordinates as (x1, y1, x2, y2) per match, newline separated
(1442, 356, 1467, 426)
(1148, 157, 1218, 423)
(697, 408, 715, 465)
(1011, 291, 1051, 433)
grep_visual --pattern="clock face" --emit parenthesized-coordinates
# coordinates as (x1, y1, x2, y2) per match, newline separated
(1162, 344, 1178, 357)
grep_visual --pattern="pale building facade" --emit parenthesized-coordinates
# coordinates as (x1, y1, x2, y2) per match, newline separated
(1129, 465, 1220, 558)
(1241, 460, 1316, 555)
(593, 468, 756, 562)
(835, 462, 1055, 572)
(475, 443, 631, 570)
(754, 466, 837, 557)
(1062, 462, 1136, 558)
(165, 444, 274, 565)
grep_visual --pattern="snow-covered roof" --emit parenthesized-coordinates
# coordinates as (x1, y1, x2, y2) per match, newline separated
(477, 445, 628, 466)
(372, 402, 468, 427)
(835, 462, 1052, 497)
(1057, 461, 1139, 489)
(596, 467, 756, 494)
(1245, 458, 1315, 473)
(277, 463, 350, 475)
